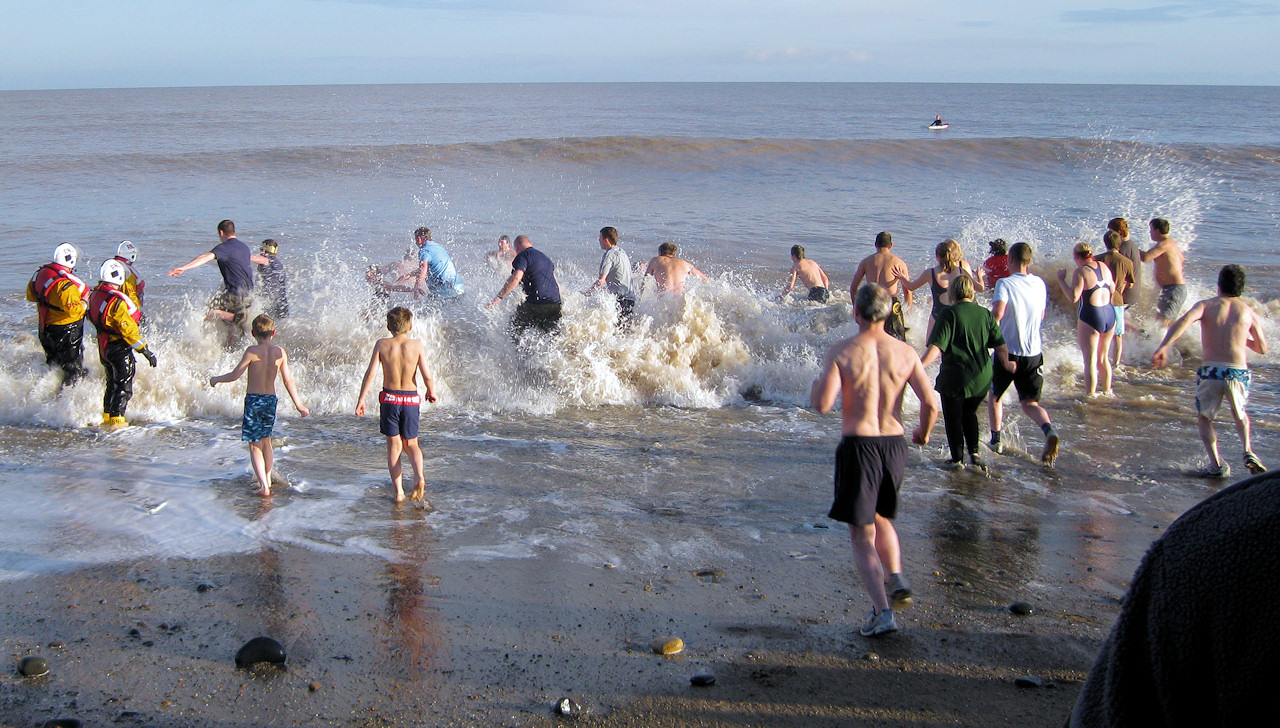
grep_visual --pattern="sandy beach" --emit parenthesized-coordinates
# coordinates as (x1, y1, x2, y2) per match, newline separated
(1, 494, 1134, 728)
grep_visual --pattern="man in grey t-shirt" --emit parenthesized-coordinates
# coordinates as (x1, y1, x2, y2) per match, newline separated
(584, 226, 635, 318)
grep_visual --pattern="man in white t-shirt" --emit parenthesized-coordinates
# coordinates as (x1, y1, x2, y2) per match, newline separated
(986, 242, 1061, 466)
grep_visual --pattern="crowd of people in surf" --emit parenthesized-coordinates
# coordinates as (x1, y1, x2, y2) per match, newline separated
(24, 217, 1269, 496)
(22, 214, 1272, 641)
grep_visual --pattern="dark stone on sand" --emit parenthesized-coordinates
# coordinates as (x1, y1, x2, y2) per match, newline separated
(863, 652, 880, 661)
(554, 697, 585, 716)
(1009, 601, 1034, 615)
(19, 656, 49, 677)
(690, 673, 716, 686)
(196, 583, 215, 593)
(41, 720, 82, 728)
(308, 681, 321, 692)
(693, 568, 725, 583)
(235, 637, 287, 668)
(128, 628, 141, 638)
(1015, 675, 1043, 688)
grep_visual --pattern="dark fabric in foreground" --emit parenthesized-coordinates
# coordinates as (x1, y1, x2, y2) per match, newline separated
(1069, 470, 1280, 727)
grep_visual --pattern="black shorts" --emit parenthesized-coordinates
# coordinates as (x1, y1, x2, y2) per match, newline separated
(808, 286, 830, 303)
(512, 301, 562, 335)
(886, 299, 907, 341)
(990, 353, 1044, 402)
(828, 435, 907, 526)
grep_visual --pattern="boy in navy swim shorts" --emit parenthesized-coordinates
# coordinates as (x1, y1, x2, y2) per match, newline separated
(355, 306, 439, 503)
(210, 314, 310, 495)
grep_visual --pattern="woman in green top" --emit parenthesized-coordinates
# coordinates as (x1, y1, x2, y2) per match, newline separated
(921, 274, 1013, 470)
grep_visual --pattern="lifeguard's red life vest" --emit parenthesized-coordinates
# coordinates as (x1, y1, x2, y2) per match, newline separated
(88, 286, 141, 356)
(30, 263, 88, 328)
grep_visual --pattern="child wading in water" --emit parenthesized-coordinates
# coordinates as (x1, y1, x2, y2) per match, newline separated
(355, 306, 438, 503)
(210, 314, 310, 495)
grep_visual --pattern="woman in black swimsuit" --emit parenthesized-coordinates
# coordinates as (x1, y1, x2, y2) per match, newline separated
(904, 239, 984, 341)
(1057, 242, 1117, 397)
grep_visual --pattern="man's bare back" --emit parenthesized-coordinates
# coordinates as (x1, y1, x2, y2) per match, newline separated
(1143, 234, 1186, 287)
(812, 326, 936, 441)
(852, 251, 910, 300)
(1154, 295, 1267, 369)
(793, 258, 829, 290)
(644, 254, 708, 294)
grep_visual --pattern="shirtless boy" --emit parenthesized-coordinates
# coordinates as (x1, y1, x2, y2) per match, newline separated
(811, 283, 939, 637)
(850, 232, 912, 340)
(1153, 265, 1268, 478)
(355, 306, 439, 503)
(641, 242, 709, 294)
(780, 245, 832, 302)
(210, 314, 310, 496)
(1141, 218, 1187, 330)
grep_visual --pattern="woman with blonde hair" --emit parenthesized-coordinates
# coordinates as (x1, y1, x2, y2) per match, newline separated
(905, 238, 984, 340)
(1057, 241, 1117, 396)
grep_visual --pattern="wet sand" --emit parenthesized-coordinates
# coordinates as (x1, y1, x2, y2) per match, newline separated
(0, 503, 1135, 728)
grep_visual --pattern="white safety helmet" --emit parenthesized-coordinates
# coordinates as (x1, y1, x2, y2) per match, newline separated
(116, 240, 137, 262)
(100, 259, 128, 286)
(52, 243, 78, 268)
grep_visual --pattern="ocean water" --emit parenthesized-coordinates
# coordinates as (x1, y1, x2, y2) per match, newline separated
(1, 82, 1277, 588)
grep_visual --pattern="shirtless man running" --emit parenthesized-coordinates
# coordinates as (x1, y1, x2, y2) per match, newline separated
(811, 283, 939, 637)
(780, 245, 832, 302)
(850, 232, 912, 340)
(1153, 265, 1268, 478)
(1141, 218, 1187, 330)
(641, 242, 709, 294)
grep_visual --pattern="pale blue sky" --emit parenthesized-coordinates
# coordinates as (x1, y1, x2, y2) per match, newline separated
(1, 0, 1277, 90)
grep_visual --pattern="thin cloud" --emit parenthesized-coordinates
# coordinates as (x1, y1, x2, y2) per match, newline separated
(1062, 2, 1279, 23)
(745, 48, 870, 64)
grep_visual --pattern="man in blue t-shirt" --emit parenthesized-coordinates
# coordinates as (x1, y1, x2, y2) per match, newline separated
(487, 235, 562, 336)
(411, 227, 465, 299)
(169, 219, 263, 345)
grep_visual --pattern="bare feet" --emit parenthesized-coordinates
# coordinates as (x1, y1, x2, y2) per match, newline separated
(409, 481, 426, 501)
(255, 485, 271, 497)
(392, 482, 406, 502)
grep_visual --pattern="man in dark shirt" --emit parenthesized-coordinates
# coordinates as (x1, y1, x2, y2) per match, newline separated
(487, 235, 562, 336)
(169, 219, 263, 344)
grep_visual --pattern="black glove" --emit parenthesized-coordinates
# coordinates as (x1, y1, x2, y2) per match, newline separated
(140, 347, 157, 367)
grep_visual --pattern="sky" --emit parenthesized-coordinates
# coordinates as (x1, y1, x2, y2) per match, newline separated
(1, 0, 1277, 90)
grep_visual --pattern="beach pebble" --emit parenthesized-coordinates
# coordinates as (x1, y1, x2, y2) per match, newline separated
(308, 681, 321, 692)
(690, 672, 716, 687)
(18, 656, 50, 677)
(41, 720, 82, 728)
(554, 697, 585, 716)
(651, 637, 685, 655)
(196, 583, 216, 593)
(1009, 601, 1034, 615)
(693, 568, 724, 583)
(235, 637, 287, 668)
(862, 652, 880, 661)
(1015, 675, 1044, 688)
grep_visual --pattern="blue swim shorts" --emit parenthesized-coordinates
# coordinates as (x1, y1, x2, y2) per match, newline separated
(242, 393, 278, 442)
(379, 389, 421, 439)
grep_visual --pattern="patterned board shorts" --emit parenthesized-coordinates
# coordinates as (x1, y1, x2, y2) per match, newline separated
(242, 393, 278, 442)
